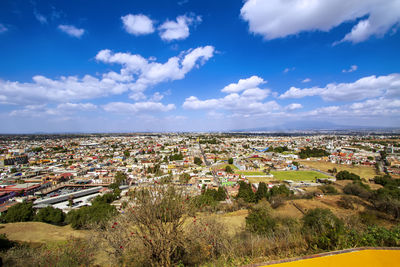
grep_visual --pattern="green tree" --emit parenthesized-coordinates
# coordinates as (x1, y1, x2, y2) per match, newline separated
(124, 150, 130, 158)
(302, 208, 345, 250)
(194, 157, 203, 166)
(2, 202, 34, 223)
(246, 200, 276, 235)
(228, 158, 233, 165)
(179, 173, 191, 184)
(34, 206, 65, 225)
(114, 171, 127, 185)
(255, 182, 269, 202)
(236, 181, 256, 203)
(225, 165, 233, 173)
(66, 202, 117, 229)
(336, 170, 361, 181)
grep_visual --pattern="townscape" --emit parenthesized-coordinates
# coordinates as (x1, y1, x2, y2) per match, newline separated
(0, 133, 398, 214)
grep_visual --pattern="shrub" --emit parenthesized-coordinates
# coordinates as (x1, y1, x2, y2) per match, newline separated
(34, 206, 65, 225)
(66, 202, 117, 229)
(302, 208, 345, 250)
(2, 202, 34, 223)
(337, 195, 355, 210)
(318, 185, 338, 194)
(343, 181, 372, 199)
(245, 200, 277, 236)
(336, 170, 361, 181)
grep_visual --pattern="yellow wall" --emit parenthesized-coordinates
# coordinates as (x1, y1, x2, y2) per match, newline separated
(266, 249, 400, 267)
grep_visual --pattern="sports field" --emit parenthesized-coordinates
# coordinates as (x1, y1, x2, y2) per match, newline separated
(235, 171, 266, 176)
(270, 170, 330, 181)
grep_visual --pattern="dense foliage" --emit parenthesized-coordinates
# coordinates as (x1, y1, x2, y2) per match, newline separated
(299, 147, 329, 159)
(34, 206, 65, 225)
(1, 202, 34, 223)
(336, 170, 361, 181)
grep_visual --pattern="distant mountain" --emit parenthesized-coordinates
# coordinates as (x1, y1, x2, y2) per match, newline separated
(231, 121, 400, 132)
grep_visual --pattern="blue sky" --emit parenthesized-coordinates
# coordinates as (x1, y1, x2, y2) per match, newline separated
(0, 0, 400, 133)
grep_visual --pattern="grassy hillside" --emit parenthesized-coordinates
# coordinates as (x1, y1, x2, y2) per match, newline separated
(0, 222, 87, 244)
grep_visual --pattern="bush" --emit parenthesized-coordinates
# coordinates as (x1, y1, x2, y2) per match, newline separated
(337, 195, 355, 210)
(302, 208, 345, 250)
(34, 206, 65, 225)
(66, 203, 117, 229)
(336, 170, 361, 181)
(246, 201, 277, 236)
(2, 202, 34, 223)
(318, 185, 338, 194)
(343, 181, 372, 199)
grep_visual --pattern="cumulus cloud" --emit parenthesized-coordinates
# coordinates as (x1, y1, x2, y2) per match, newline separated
(121, 14, 155, 35)
(103, 101, 175, 113)
(0, 24, 8, 33)
(158, 14, 201, 41)
(58, 24, 85, 38)
(10, 102, 97, 117)
(96, 45, 215, 92)
(286, 103, 303, 110)
(279, 73, 400, 101)
(342, 65, 358, 73)
(183, 76, 278, 116)
(0, 46, 214, 106)
(221, 75, 266, 93)
(240, 0, 400, 43)
(0, 74, 132, 105)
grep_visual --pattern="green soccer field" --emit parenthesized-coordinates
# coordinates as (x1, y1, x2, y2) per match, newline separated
(270, 171, 330, 181)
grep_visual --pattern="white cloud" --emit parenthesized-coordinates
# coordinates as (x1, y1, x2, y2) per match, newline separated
(342, 65, 358, 73)
(240, 0, 400, 43)
(58, 25, 85, 38)
(34, 10, 47, 24)
(0, 46, 214, 106)
(103, 101, 175, 113)
(183, 76, 277, 116)
(121, 14, 155, 36)
(10, 102, 97, 117)
(221, 75, 266, 93)
(0, 24, 8, 33)
(302, 78, 311, 83)
(0, 74, 133, 105)
(283, 67, 295, 73)
(286, 103, 303, 110)
(279, 73, 400, 101)
(158, 14, 201, 41)
(96, 45, 214, 91)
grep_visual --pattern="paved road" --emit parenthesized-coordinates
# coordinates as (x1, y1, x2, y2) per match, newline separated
(198, 142, 232, 203)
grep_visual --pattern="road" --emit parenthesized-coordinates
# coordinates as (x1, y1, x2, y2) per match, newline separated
(198, 142, 232, 203)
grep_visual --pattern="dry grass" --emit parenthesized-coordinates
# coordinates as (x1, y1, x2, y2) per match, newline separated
(0, 222, 88, 244)
(299, 160, 380, 179)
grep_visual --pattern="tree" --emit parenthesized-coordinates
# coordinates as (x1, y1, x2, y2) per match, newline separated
(66, 202, 117, 229)
(34, 206, 65, 225)
(228, 158, 233, 165)
(114, 172, 127, 185)
(194, 157, 202, 166)
(255, 182, 268, 202)
(2, 202, 34, 223)
(225, 165, 233, 173)
(179, 173, 191, 184)
(336, 170, 361, 181)
(124, 150, 130, 158)
(236, 181, 256, 203)
(302, 208, 345, 250)
(246, 200, 276, 235)
(124, 186, 188, 266)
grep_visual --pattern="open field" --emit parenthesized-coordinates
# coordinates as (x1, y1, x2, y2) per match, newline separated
(298, 160, 379, 179)
(213, 164, 238, 170)
(270, 171, 330, 182)
(235, 171, 266, 176)
(0, 222, 88, 244)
